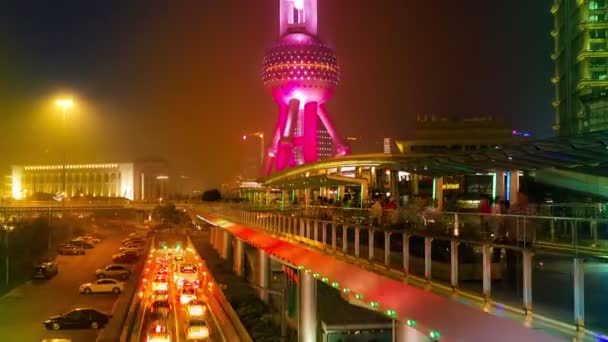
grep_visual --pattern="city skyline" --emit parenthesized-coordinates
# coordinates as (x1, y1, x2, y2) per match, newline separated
(0, 0, 553, 189)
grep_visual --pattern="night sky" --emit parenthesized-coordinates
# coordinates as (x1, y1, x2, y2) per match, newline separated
(0, 1, 553, 190)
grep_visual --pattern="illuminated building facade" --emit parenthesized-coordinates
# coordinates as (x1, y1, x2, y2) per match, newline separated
(395, 116, 529, 154)
(263, 0, 349, 174)
(10, 160, 170, 201)
(552, 0, 608, 135)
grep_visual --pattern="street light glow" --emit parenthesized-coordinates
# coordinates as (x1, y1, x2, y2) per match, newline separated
(55, 99, 73, 109)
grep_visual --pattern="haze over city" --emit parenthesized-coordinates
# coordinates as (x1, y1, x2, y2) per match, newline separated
(1, 0, 553, 190)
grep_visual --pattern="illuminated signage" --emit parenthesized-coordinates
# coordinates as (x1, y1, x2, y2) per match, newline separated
(442, 183, 460, 190)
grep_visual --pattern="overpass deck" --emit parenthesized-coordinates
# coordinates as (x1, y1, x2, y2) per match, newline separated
(196, 210, 575, 342)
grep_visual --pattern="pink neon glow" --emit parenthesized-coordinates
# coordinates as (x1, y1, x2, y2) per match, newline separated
(264, 0, 349, 174)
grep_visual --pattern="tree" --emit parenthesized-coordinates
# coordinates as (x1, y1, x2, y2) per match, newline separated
(202, 189, 221, 202)
(152, 203, 187, 224)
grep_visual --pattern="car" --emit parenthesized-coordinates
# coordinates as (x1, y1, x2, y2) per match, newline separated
(179, 287, 197, 305)
(152, 278, 168, 291)
(186, 300, 206, 317)
(70, 239, 94, 249)
(33, 259, 59, 279)
(175, 264, 199, 288)
(146, 321, 171, 342)
(119, 245, 143, 254)
(149, 299, 171, 318)
(185, 319, 209, 340)
(112, 251, 139, 264)
(124, 242, 145, 250)
(80, 278, 125, 294)
(43, 308, 111, 330)
(123, 237, 145, 245)
(96, 264, 131, 280)
(58, 245, 85, 255)
(129, 232, 148, 239)
(151, 289, 169, 301)
(78, 235, 100, 244)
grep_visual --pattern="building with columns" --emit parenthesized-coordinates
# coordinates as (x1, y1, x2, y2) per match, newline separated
(10, 160, 170, 201)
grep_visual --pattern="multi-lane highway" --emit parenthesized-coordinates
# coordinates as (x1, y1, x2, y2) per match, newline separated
(0, 227, 131, 342)
(136, 232, 221, 342)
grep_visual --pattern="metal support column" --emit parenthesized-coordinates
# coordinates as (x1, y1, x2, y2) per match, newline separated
(306, 220, 311, 239)
(394, 320, 428, 342)
(591, 220, 598, 246)
(313, 221, 318, 241)
(332, 224, 337, 249)
(233, 238, 244, 276)
(258, 249, 270, 302)
(300, 218, 306, 237)
(342, 226, 348, 253)
(299, 270, 317, 342)
(354, 227, 360, 257)
(369, 229, 375, 261)
(574, 257, 585, 329)
(482, 244, 491, 301)
(424, 237, 432, 280)
(451, 239, 459, 288)
(403, 234, 410, 274)
(322, 222, 327, 245)
(384, 232, 391, 266)
(523, 249, 533, 314)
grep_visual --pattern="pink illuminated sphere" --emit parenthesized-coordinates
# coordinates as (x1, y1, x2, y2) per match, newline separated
(262, 32, 339, 104)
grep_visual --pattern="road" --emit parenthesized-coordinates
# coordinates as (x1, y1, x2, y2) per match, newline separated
(137, 231, 221, 342)
(0, 227, 130, 342)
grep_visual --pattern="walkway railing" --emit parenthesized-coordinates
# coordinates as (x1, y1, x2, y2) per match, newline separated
(200, 203, 608, 337)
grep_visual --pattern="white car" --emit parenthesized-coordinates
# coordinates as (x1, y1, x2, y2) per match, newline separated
(185, 319, 209, 340)
(80, 278, 125, 294)
(186, 301, 206, 317)
(180, 288, 197, 305)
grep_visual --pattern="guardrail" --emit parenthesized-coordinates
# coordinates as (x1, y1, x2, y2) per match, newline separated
(198, 203, 608, 337)
(96, 237, 153, 342)
(186, 235, 253, 342)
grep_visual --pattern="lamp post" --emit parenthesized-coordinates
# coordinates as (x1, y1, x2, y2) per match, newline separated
(55, 99, 73, 202)
(56, 99, 73, 239)
(2, 220, 15, 288)
(242, 132, 265, 165)
(156, 175, 169, 201)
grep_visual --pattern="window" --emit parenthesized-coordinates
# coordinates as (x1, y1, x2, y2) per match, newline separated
(590, 58, 607, 67)
(592, 71, 608, 80)
(591, 42, 606, 51)
(590, 29, 607, 39)
(589, 14, 601, 23)
(590, 0, 606, 10)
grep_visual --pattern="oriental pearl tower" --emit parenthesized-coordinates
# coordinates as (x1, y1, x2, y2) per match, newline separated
(263, 0, 350, 174)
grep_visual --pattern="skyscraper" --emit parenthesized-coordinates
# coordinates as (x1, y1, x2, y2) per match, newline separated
(262, 0, 350, 174)
(552, 0, 608, 135)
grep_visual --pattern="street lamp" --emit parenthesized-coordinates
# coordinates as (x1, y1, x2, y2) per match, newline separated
(2, 220, 15, 288)
(156, 175, 169, 201)
(55, 98, 74, 201)
(242, 132, 265, 165)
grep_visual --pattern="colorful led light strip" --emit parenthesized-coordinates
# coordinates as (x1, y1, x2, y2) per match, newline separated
(294, 265, 440, 339)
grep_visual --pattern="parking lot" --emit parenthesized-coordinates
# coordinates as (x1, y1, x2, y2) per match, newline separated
(0, 227, 133, 342)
